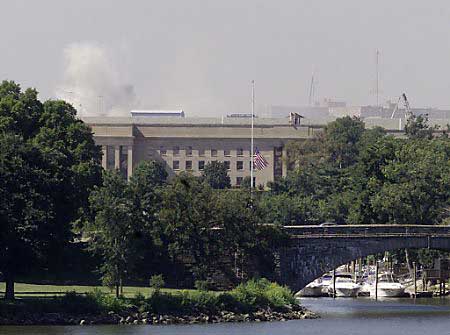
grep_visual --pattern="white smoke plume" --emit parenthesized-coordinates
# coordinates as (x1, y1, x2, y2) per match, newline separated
(55, 42, 137, 117)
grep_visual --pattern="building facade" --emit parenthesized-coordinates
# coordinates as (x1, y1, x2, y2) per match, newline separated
(84, 116, 323, 186)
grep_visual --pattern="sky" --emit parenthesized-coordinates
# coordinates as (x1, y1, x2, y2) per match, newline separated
(1, 0, 450, 116)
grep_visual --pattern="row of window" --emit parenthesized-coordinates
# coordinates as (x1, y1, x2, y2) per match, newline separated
(161, 147, 246, 157)
(172, 160, 254, 171)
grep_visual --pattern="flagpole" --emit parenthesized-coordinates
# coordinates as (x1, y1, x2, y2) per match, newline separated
(250, 80, 254, 191)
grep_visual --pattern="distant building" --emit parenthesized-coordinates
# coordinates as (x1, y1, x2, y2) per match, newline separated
(226, 113, 256, 118)
(130, 110, 185, 118)
(84, 115, 324, 185)
(84, 112, 447, 185)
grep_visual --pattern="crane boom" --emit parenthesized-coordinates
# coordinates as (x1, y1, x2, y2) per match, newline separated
(390, 93, 412, 119)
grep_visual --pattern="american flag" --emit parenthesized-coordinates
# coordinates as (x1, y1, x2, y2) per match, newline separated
(253, 148, 269, 170)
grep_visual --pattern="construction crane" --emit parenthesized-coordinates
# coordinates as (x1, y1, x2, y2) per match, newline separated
(390, 93, 412, 119)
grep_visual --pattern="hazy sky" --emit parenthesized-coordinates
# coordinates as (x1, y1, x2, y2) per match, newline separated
(1, 0, 450, 116)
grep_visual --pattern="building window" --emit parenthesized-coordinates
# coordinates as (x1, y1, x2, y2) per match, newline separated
(198, 149, 205, 157)
(186, 146, 193, 156)
(224, 161, 231, 170)
(186, 160, 193, 170)
(173, 146, 180, 156)
(160, 147, 167, 156)
(274, 146, 283, 177)
(198, 160, 205, 170)
(237, 148, 244, 156)
(106, 145, 115, 170)
(236, 177, 243, 186)
(224, 149, 231, 157)
(236, 161, 244, 170)
(211, 149, 217, 157)
(173, 160, 180, 170)
(119, 146, 128, 179)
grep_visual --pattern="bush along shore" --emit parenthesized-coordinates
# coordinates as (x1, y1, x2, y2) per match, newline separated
(0, 279, 318, 326)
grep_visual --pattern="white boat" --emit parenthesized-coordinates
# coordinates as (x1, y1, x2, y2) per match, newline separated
(369, 272, 406, 297)
(297, 279, 326, 297)
(328, 273, 361, 297)
(320, 273, 333, 294)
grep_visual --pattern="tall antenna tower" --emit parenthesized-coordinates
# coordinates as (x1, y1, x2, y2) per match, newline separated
(308, 69, 315, 106)
(375, 49, 380, 106)
(370, 50, 382, 107)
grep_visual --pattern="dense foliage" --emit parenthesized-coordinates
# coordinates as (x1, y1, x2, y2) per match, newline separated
(2, 80, 450, 299)
(263, 116, 450, 226)
(0, 81, 102, 299)
(201, 161, 231, 189)
(85, 167, 285, 295)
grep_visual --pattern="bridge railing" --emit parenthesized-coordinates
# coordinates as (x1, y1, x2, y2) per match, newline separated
(283, 224, 450, 237)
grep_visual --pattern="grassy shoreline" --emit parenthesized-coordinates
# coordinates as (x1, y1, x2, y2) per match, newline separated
(0, 282, 192, 298)
(0, 279, 318, 326)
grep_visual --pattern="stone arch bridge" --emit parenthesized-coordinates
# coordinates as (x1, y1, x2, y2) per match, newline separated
(278, 225, 450, 292)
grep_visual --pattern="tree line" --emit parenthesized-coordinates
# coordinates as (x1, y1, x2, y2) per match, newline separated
(2, 81, 450, 299)
(262, 115, 450, 226)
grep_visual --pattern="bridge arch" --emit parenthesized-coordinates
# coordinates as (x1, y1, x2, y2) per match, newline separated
(278, 226, 450, 292)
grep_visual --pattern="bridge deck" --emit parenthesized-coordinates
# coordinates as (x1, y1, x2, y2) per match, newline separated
(283, 225, 450, 238)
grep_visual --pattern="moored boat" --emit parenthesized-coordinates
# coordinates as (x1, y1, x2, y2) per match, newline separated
(328, 273, 361, 297)
(369, 272, 406, 297)
(297, 279, 326, 297)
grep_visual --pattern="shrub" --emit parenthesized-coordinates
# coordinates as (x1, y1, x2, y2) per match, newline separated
(146, 292, 183, 314)
(229, 278, 295, 312)
(194, 280, 209, 291)
(86, 289, 129, 313)
(263, 282, 296, 308)
(57, 291, 101, 314)
(181, 290, 219, 314)
(149, 274, 165, 292)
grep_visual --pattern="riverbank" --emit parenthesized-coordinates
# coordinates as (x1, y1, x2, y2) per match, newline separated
(0, 279, 318, 326)
(0, 304, 317, 326)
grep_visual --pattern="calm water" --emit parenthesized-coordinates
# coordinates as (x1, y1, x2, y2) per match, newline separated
(2, 298, 450, 335)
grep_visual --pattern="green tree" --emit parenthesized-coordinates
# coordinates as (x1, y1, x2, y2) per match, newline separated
(258, 193, 324, 225)
(405, 114, 436, 140)
(128, 160, 168, 278)
(0, 133, 51, 299)
(370, 139, 450, 224)
(215, 190, 285, 281)
(87, 170, 139, 297)
(0, 81, 102, 299)
(157, 173, 218, 280)
(349, 137, 450, 225)
(202, 161, 231, 189)
(324, 116, 365, 168)
(285, 132, 326, 169)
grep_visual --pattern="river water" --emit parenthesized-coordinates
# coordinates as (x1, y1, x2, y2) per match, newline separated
(2, 297, 450, 335)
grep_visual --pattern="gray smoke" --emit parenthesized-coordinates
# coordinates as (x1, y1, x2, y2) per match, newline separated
(55, 42, 137, 117)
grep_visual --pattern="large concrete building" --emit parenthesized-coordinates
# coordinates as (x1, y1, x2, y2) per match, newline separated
(84, 115, 321, 186)
(83, 113, 448, 186)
